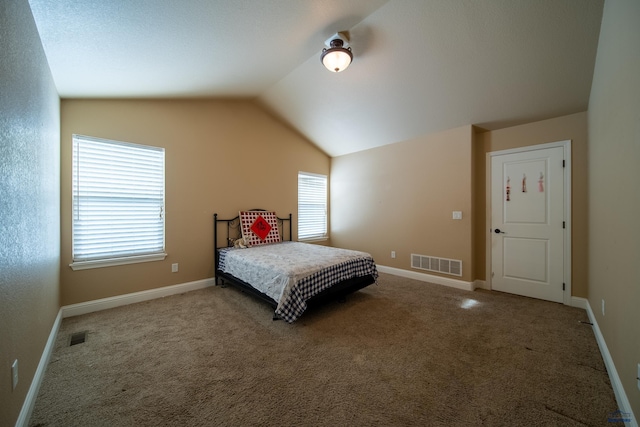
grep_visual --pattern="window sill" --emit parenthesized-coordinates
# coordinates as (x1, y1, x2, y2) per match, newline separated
(70, 253, 168, 271)
(298, 236, 329, 243)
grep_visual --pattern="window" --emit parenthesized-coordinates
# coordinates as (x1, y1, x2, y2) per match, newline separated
(297, 172, 327, 241)
(71, 135, 166, 270)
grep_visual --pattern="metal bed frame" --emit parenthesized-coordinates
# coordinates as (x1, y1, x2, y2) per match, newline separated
(213, 210, 376, 320)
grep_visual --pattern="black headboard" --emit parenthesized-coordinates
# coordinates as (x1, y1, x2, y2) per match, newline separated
(213, 210, 292, 272)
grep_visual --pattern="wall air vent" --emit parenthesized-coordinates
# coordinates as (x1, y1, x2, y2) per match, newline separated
(411, 254, 462, 277)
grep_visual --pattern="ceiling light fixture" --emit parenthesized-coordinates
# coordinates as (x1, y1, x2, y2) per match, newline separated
(321, 32, 352, 73)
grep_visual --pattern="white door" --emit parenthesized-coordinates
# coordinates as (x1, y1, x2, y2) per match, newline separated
(490, 146, 565, 303)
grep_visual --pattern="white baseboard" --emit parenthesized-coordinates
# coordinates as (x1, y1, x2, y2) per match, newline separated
(376, 265, 474, 291)
(474, 280, 489, 290)
(585, 300, 637, 427)
(61, 278, 216, 318)
(570, 296, 588, 310)
(15, 309, 63, 427)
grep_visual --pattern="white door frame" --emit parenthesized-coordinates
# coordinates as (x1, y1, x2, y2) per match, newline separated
(486, 140, 572, 305)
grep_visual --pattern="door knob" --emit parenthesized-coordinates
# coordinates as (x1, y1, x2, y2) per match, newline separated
(494, 228, 506, 234)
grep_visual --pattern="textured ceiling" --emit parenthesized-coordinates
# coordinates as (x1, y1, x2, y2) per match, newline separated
(28, 0, 604, 157)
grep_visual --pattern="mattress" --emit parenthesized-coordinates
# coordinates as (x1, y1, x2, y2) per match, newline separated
(218, 241, 378, 321)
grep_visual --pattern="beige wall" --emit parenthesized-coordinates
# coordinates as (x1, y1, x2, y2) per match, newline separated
(60, 99, 330, 305)
(587, 0, 640, 418)
(474, 112, 589, 297)
(331, 125, 475, 282)
(330, 115, 587, 293)
(0, 1, 61, 425)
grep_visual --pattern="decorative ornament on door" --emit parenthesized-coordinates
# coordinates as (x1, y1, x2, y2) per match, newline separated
(538, 172, 544, 192)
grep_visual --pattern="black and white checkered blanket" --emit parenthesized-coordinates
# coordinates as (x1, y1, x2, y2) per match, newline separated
(275, 257, 377, 322)
(218, 242, 378, 322)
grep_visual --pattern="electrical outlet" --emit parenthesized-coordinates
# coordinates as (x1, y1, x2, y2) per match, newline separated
(171, 263, 178, 273)
(11, 359, 18, 391)
(391, 251, 396, 259)
(602, 299, 605, 316)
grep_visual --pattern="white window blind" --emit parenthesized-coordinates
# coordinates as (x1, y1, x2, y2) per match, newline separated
(298, 172, 327, 241)
(71, 135, 166, 268)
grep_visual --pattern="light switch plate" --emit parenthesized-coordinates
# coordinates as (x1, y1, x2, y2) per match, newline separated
(452, 211, 463, 220)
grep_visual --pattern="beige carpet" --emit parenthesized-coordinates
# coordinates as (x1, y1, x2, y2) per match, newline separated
(30, 273, 617, 426)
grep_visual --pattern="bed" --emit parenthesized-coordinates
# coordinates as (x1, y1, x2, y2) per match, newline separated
(214, 210, 378, 322)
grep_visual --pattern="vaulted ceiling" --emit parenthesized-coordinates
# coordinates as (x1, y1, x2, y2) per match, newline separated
(28, 0, 604, 156)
